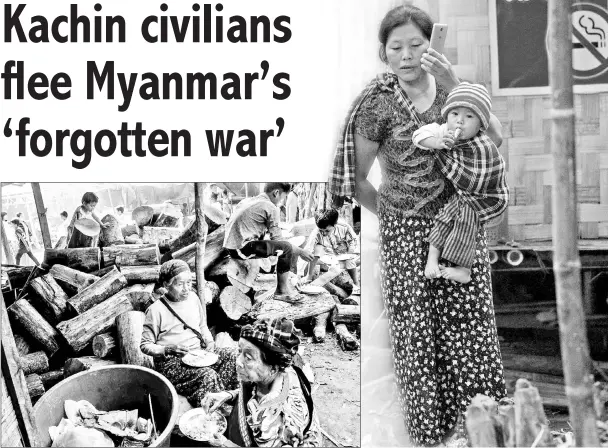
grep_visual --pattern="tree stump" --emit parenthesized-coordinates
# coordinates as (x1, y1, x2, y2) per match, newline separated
(43, 247, 101, 273)
(57, 294, 134, 353)
(100, 214, 125, 246)
(67, 266, 128, 315)
(203, 281, 220, 305)
(514, 379, 554, 447)
(335, 324, 359, 351)
(116, 311, 153, 368)
(219, 286, 252, 321)
(120, 265, 161, 285)
(40, 370, 64, 389)
(29, 274, 69, 324)
(20, 351, 50, 375)
(112, 283, 157, 312)
(209, 258, 261, 293)
(25, 374, 45, 400)
(8, 299, 61, 356)
(49, 264, 99, 295)
(92, 332, 116, 358)
(14, 332, 33, 356)
(466, 394, 499, 447)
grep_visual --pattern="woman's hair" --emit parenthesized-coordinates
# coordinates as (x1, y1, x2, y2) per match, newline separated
(81, 192, 99, 205)
(315, 209, 340, 229)
(10, 218, 20, 226)
(378, 5, 434, 63)
(210, 192, 219, 201)
(116, 206, 124, 213)
(264, 183, 291, 194)
(246, 338, 292, 372)
(60, 211, 68, 218)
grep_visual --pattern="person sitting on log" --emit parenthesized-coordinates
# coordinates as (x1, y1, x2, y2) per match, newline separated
(305, 209, 360, 294)
(140, 259, 239, 407)
(202, 317, 322, 447)
(223, 182, 314, 304)
(10, 219, 40, 266)
(66, 192, 109, 248)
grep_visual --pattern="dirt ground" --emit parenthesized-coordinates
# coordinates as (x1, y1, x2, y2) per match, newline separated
(301, 329, 361, 447)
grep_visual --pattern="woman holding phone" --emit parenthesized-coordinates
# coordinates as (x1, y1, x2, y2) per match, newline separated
(329, 5, 506, 446)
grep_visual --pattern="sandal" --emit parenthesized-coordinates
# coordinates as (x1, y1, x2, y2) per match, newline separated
(272, 293, 306, 304)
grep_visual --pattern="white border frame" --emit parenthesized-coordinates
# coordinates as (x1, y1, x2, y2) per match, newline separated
(489, 0, 608, 96)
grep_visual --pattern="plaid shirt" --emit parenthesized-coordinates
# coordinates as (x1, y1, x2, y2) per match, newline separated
(314, 223, 359, 256)
(328, 73, 424, 202)
(433, 133, 509, 223)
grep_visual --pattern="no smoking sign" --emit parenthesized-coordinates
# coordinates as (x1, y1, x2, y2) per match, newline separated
(572, 2, 608, 79)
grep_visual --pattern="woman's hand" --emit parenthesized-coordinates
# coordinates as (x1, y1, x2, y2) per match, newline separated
(421, 48, 459, 91)
(164, 344, 189, 357)
(201, 391, 232, 414)
(205, 341, 216, 352)
(209, 433, 238, 447)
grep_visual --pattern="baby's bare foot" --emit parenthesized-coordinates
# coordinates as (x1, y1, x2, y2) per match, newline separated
(425, 259, 442, 279)
(440, 266, 471, 284)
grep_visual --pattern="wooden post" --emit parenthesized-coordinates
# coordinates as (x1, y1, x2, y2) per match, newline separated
(31, 183, 52, 249)
(548, 1, 600, 445)
(194, 183, 208, 327)
(1, 219, 16, 264)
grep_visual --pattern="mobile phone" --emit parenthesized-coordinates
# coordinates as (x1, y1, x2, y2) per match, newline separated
(429, 23, 448, 54)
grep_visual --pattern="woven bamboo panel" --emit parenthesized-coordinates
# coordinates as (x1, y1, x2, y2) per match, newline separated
(424, 0, 608, 241)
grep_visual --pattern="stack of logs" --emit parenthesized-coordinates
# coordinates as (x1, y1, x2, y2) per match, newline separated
(3, 213, 361, 403)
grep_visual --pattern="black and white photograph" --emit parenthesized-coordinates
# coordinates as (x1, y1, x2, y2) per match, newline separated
(329, 0, 608, 447)
(1, 182, 360, 447)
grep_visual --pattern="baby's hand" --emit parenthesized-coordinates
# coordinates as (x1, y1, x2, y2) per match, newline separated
(439, 135, 455, 149)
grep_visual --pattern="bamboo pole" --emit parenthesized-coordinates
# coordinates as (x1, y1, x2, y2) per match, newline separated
(1, 219, 16, 265)
(194, 183, 208, 327)
(31, 183, 52, 249)
(548, 1, 599, 446)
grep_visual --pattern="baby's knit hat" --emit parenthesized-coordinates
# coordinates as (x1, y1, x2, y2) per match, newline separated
(441, 82, 492, 130)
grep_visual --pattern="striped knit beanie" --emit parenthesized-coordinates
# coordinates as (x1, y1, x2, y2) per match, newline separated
(441, 82, 492, 130)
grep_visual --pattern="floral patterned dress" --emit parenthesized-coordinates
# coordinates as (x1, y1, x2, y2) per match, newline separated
(355, 80, 506, 445)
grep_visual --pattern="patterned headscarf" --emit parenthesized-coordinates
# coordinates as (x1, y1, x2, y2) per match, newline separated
(159, 259, 190, 284)
(240, 317, 302, 368)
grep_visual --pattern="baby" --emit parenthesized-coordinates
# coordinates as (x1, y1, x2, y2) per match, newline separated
(413, 82, 509, 283)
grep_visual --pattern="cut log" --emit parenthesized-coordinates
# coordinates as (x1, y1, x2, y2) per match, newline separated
(132, 206, 155, 227)
(102, 244, 160, 268)
(249, 291, 336, 324)
(92, 332, 116, 358)
(99, 214, 125, 246)
(168, 213, 223, 254)
(203, 281, 220, 305)
(49, 264, 99, 295)
(331, 305, 360, 325)
(121, 224, 140, 239)
(142, 226, 182, 246)
(7, 299, 61, 356)
(40, 370, 64, 389)
(116, 311, 153, 368)
(323, 282, 349, 301)
(64, 356, 117, 378)
(43, 247, 101, 273)
(219, 286, 252, 321)
(25, 374, 45, 400)
(335, 324, 359, 351)
(89, 266, 115, 278)
(153, 211, 180, 228)
(112, 283, 156, 312)
(173, 226, 225, 271)
(57, 294, 134, 353)
(208, 258, 261, 294)
(14, 332, 33, 356)
(514, 379, 554, 447)
(20, 351, 49, 375)
(6, 266, 39, 290)
(330, 271, 354, 296)
(67, 266, 128, 315)
(313, 312, 329, 343)
(28, 274, 69, 323)
(310, 266, 343, 287)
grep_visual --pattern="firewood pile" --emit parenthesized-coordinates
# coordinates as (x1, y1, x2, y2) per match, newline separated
(1, 207, 361, 406)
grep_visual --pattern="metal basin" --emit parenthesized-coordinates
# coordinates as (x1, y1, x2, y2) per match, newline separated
(33, 365, 178, 447)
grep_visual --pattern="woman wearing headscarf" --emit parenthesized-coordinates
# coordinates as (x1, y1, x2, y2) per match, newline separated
(140, 259, 238, 407)
(201, 317, 322, 447)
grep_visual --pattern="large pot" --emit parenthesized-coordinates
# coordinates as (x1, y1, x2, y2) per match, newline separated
(33, 365, 178, 447)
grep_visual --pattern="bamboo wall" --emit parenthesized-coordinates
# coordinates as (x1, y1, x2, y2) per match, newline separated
(429, 0, 608, 241)
(1, 372, 25, 447)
